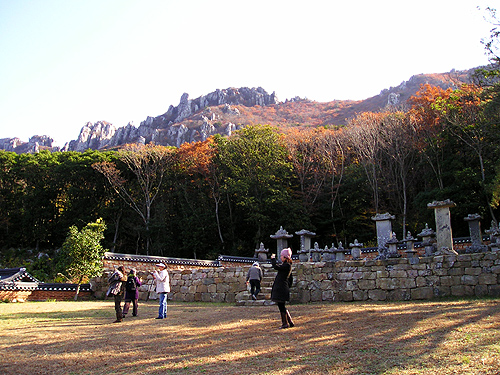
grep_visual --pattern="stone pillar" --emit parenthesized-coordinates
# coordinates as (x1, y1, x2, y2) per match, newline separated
(372, 213, 395, 259)
(254, 242, 269, 261)
(427, 200, 456, 252)
(270, 226, 293, 259)
(322, 245, 334, 261)
(417, 224, 436, 257)
(486, 221, 500, 252)
(332, 243, 345, 261)
(372, 213, 395, 248)
(464, 214, 488, 253)
(296, 229, 316, 262)
(404, 231, 417, 260)
(310, 242, 322, 262)
(349, 239, 363, 260)
(385, 232, 401, 258)
(485, 220, 500, 244)
(490, 238, 500, 252)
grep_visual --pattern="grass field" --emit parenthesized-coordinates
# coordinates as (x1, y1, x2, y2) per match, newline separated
(1, 298, 500, 374)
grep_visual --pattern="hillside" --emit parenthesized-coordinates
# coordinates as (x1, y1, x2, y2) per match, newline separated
(0, 67, 480, 153)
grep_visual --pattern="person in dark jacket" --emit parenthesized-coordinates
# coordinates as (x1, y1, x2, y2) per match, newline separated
(271, 248, 295, 329)
(122, 268, 142, 318)
(106, 265, 127, 323)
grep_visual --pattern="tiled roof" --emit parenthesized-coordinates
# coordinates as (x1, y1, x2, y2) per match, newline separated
(0, 268, 91, 292)
(217, 255, 258, 263)
(103, 252, 221, 267)
(104, 252, 293, 266)
(37, 283, 91, 292)
(0, 267, 40, 290)
(217, 254, 300, 263)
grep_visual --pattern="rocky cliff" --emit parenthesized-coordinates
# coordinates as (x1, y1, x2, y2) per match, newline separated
(0, 135, 57, 153)
(0, 68, 484, 153)
(64, 87, 277, 151)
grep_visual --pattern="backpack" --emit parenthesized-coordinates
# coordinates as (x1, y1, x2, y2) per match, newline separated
(288, 273, 293, 287)
(125, 275, 137, 292)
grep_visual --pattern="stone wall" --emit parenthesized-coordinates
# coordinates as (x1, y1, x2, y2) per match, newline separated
(0, 290, 32, 303)
(92, 251, 500, 304)
(28, 289, 92, 301)
(92, 267, 249, 303)
(0, 288, 92, 302)
(293, 252, 500, 303)
(169, 266, 247, 303)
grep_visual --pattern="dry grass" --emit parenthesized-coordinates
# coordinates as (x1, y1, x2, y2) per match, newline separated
(1, 298, 500, 375)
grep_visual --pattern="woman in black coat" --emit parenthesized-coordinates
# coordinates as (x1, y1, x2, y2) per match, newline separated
(271, 248, 295, 329)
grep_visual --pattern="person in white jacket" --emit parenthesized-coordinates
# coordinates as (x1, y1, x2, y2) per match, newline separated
(152, 263, 170, 319)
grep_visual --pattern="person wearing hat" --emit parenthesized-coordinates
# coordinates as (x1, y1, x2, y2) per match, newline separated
(122, 268, 142, 318)
(106, 265, 127, 323)
(152, 263, 170, 319)
(246, 262, 263, 300)
(270, 248, 295, 329)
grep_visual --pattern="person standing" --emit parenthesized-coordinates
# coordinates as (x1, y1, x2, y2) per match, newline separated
(106, 265, 127, 323)
(122, 268, 142, 318)
(152, 263, 170, 319)
(271, 248, 295, 329)
(246, 262, 263, 300)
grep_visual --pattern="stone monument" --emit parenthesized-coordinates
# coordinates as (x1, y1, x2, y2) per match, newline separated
(372, 212, 395, 259)
(270, 226, 293, 259)
(296, 229, 316, 262)
(417, 223, 436, 257)
(254, 242, 269, 261)
(427, 200, 456, 253)
(464, 214, 488, 253)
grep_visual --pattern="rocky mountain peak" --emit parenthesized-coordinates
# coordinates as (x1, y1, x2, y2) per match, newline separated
(0, 68, 485, 154)
(0, 135, 56, 153)
(64, 87, 277, 151)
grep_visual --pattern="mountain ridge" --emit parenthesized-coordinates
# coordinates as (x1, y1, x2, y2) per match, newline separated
(0, 67, 481, 154)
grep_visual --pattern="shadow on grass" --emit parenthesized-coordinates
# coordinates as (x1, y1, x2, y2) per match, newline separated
(1, 298, 500, 374)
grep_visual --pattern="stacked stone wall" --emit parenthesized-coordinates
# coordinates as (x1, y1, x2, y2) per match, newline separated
(170, 267, 247, 303)
(294, 252, 500, 303)
(92, 267, 249, 303)
(92, 251, 500, 304)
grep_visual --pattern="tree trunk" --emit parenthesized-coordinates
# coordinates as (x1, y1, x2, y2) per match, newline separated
(73, 276, 83, 301)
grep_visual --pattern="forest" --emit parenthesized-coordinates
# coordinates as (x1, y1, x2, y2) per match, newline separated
(1, 74, 500, 282)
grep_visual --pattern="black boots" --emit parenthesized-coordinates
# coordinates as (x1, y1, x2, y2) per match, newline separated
(286, 310, 295, 328)
(280, 311, 289, 329)
(279, 310, 295, 329)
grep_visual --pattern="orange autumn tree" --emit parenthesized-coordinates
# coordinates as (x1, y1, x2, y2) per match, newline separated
(408, 84, 453, 190)
(433, 84, 498, 223)
(176, 139, 226, 251)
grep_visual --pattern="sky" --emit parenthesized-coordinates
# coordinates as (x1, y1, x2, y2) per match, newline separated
(0, 0, 495, 146)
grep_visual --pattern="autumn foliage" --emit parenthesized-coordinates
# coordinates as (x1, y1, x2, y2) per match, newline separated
(1, 78, 500, 267)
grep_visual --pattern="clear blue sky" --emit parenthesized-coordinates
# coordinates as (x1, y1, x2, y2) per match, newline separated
(0, 0, 494, 146)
